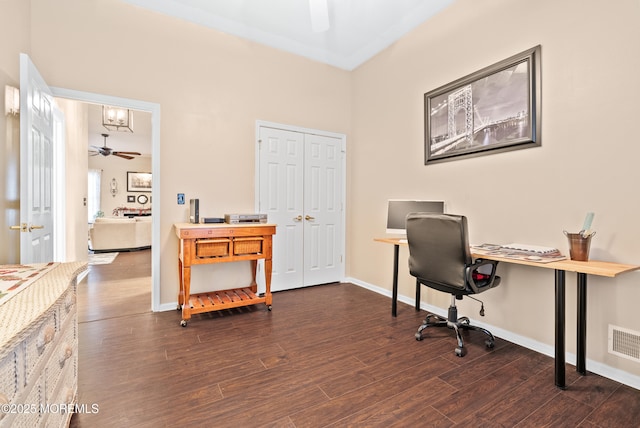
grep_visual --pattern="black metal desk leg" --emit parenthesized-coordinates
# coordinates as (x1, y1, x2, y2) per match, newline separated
(577, 273, 587, 375)
(555, 269, 566, 389)
(392, 244, 399, 317)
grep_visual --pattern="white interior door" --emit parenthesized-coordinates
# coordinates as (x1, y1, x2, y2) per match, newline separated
(19, 54, 57, 263)
(259, 127, 305, 291)
(258, 124, 344, 292)
(303, 133, 342, 286)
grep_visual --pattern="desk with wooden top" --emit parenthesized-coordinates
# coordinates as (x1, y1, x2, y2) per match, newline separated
(375, 237, 640, 388)
(175, 223, 276, 326)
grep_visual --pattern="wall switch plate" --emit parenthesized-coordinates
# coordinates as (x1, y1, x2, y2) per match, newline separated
(177, 193, 185, 205)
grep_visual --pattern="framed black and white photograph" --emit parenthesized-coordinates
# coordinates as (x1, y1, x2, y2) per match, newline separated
(127, 171, 152, 192)
(424, 45, 541, 164)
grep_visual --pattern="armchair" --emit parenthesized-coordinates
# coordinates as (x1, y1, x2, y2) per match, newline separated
(406, 212, 501, 357)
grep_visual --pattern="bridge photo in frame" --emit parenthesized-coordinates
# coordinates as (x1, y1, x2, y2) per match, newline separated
(424, 45, 541, 164)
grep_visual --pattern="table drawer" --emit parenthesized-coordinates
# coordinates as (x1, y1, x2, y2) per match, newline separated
(233, 237, 263, 255)
(195, 238, 230, 258)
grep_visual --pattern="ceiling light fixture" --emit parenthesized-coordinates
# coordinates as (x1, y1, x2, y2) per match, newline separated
(309, 0, 330, 32)
(102, 105, 134, 133)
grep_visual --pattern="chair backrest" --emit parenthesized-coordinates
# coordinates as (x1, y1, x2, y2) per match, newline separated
(406, 213, 472, 292)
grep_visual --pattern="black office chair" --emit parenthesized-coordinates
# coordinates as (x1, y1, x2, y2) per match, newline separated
(406, 212, 501, 357)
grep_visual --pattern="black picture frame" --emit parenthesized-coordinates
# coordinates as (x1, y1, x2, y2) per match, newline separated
(127, 171, 152, 192)
(424, 45, 541, 164)
(127, 195, 135, 203)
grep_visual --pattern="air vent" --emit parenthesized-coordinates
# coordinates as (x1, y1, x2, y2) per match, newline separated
(608, 325, 640, 362)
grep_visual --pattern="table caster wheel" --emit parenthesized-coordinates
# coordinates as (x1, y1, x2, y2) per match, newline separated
(177, 304, 182, 311)
(415, 332, 423, 341)
(485, 340, 495, 349)
(180, 320, 187, 327)
(267, 305, 272, 311)
(455, 347, 466, 357)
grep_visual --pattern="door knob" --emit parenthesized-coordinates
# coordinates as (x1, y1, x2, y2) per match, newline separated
(9, 223, 27, 232)
(29, 225, 44, 232)
(305, 215, 315, 221)
(293, 215, 303, 222)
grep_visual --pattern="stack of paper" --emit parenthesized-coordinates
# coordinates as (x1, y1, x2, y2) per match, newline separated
(500, 243, 560, 254)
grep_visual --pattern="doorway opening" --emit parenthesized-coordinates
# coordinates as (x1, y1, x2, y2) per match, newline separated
(51, 87, 161, 311)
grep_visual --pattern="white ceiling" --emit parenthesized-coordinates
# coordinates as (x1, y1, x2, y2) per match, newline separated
(121, 0, 455, 70)
(89, 0, 455, 156)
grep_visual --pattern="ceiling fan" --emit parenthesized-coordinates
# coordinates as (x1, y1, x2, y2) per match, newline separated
(89, 133, 141, 160)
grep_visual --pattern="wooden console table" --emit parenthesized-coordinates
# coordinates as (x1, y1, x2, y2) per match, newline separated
(174, 223, 276, 326)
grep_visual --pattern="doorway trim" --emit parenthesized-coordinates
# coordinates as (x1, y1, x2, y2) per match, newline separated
(254, 120, 347, 285)
(50, 87, 161, 312)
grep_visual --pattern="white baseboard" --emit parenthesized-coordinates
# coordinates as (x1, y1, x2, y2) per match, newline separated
(77, 268, 89, 284)
(345, 276, 640, 390)
(158, 301, 179, 312)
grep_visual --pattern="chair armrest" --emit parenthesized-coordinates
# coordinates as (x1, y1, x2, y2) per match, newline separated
(465, 258, 500, 294)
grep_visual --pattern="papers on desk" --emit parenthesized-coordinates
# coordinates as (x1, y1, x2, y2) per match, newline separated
(501, 243, 559, 254)
(471, 243, 567, 263)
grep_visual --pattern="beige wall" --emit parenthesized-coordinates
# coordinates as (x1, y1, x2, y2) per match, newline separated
(2, 0, 639, 383)
(24, 0, 351, 305)
(350, 0, 640, 379)
(56, 99, 90, 262)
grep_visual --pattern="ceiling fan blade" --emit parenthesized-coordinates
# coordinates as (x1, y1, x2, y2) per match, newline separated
(309, 0, 330, 32)
(89, 150, 100, 156)
(113, 153, 135, 160)
(113, 151, 141, 156)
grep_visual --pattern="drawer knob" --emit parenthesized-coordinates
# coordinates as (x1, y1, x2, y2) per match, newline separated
(59, 343, 73, 367)
(37, 325, 56, 354)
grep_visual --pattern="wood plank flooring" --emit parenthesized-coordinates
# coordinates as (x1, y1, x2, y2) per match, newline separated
(71, 250, 640, 427)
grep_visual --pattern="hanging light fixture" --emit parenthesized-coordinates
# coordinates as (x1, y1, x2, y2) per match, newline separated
(102, 105, 134, 132)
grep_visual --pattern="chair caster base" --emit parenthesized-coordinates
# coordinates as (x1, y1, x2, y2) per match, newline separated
(415, 308, 496, 357)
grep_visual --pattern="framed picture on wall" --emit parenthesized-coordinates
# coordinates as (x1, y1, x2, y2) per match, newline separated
(127, 171, 152, 192)
(127, 195, 135, 203)
(424, 45, 542, 164)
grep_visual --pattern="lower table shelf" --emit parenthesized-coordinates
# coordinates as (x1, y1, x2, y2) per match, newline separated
(178, 287, 272, 326)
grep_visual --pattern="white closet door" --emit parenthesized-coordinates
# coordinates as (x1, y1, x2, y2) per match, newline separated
(258, 125, 344, 291)
(303, 133, 342, 286)
(259, 127, 305, 291)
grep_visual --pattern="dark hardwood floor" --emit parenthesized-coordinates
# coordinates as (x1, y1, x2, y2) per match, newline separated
(71, 250, 640, 427)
